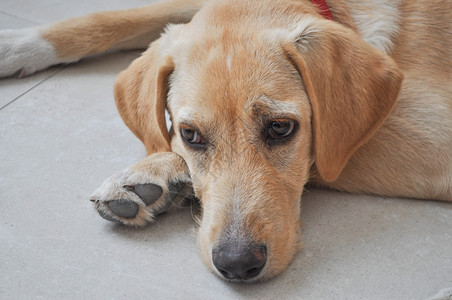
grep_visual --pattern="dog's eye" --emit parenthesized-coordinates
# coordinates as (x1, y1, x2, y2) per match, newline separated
(180, 125, 206, 148)
(267, 119, 297, 144)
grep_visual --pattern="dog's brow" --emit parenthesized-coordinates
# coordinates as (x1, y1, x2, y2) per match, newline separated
(250, 96, 302, 119)
(176, 106, 213, 124)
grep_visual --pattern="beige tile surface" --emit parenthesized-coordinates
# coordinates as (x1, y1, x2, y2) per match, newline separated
(0, 11, 37, 29)
(0, 1, 451, 299)
(0, 67, 63, 109)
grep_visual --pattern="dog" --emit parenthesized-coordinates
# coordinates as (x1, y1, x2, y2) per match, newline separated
(0, 0, 451, 282)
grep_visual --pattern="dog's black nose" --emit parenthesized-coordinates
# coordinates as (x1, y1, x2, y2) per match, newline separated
(212, 244, 267, 280)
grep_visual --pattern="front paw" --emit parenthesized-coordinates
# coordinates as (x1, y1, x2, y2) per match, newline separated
(90, 152, 193, 226)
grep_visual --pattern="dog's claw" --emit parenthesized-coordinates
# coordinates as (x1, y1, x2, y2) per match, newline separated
(168, 181, 194, 206)
(154, 197, 173, 215)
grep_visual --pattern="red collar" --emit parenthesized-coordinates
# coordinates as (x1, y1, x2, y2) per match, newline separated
(310, 0, 333, 20)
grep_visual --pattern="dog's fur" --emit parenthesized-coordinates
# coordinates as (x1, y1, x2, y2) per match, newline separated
(1, 0, 451, 281)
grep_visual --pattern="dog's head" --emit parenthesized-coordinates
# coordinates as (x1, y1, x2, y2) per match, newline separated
(114, 0, 402, 281)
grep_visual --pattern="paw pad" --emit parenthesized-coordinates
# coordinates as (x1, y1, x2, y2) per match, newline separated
(125, 184, 163, 206)
(107, 199, 139, 219)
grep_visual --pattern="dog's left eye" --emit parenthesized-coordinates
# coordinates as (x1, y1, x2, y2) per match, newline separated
(267, 119, 297, 144)
(180, 125, 206, 148)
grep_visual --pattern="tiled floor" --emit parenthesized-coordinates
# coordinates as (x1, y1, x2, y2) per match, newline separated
(1, 1, 451, 299)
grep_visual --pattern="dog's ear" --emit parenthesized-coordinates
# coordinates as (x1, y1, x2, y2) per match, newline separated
(114, 39, 174, 155)
(282, 20, 403, 182)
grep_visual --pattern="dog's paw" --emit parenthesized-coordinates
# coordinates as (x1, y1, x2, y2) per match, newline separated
(0, 27, 70, 78)
(90, 152, 194, 226)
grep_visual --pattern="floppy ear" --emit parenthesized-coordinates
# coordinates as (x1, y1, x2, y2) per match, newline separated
(283, 20, 403, 182)
(114, 38, 174, 155)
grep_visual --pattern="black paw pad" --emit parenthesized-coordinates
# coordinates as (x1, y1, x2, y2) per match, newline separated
(98, 207, 119, 222)
(107, 199, 139, 219)
(126, 183, 163, 206)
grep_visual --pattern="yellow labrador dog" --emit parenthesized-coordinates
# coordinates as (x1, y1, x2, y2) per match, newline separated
(1, 0, 451, 281)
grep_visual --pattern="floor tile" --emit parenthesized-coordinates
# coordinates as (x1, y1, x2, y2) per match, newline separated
(0, 11, 37, 29)
(0, 66, 63, 109)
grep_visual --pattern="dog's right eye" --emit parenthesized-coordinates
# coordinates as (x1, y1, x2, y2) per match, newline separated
(180, 125, 206, 149)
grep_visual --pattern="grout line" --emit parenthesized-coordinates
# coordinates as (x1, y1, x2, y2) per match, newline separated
(0, 10, 39, 26)
(0, 67, 66, 111)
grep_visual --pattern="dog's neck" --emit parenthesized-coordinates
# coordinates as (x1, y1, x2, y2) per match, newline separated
(326, 0, 401, 53)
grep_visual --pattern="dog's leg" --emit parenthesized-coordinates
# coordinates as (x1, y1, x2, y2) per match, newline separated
(90, 152, 194, 226)
(0, 0, 203, 78)
(90, 31, 186, 226)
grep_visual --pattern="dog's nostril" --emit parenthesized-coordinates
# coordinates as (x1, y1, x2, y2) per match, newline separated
(212, 244, 267, 280)
(245, 267, 261, 277)
(218, 269, 236, 280)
